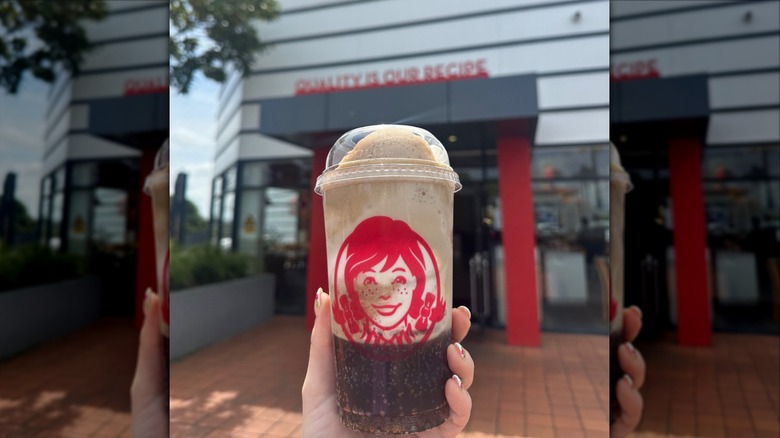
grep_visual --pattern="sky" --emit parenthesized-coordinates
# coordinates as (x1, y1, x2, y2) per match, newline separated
(169, 72, 220, 218)
(0, 75, 47, 218)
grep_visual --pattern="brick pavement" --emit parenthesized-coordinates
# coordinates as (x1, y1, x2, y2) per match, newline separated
(0, 319, 136, 438)
(170, 316, 610, 438)
(631, 332, 780, 438)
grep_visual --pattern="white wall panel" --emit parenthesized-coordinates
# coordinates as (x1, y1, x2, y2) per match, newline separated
(535, 109, 609, 144)
(537, 72, 609, 109)
(46, 86, 72, 127)
(218, 82, 245, 127)
(71, 67, 167, 100)
(610, 36, 780, 77)
(611, 1, 730, 18)
(70, 105, 90, 131)
(43, 140, 68, 175)
(216, 112, 242, 151)
(238, 134, 312, 161)
(84, 8, 167, 42)
(68, 134, 140, 160)
(243, 35, 608, 99)
(253, 3, 608, 71)
(241, 105, 261, 130)
(611, 2, 779, 50)
(707, 109, 780, 144)
(45, 111, 70, 146)
(265, 0, 603, 42)
(214, 138, 241, 175)
(708, 73, 780, 109)
(82, 37, 167, 71)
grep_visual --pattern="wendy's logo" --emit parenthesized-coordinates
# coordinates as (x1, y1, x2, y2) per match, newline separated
(332, 216, 445, 359)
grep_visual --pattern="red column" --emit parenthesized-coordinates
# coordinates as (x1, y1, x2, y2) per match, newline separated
(496, 127, 540, 346)
(305, 147, 329, 330)
(668, 138, 711, 346)
(135, 148, 157, 330)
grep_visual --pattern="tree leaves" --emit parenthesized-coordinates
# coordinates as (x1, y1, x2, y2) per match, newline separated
(0, 0, 107, 94)
(169, 0, 280, 94)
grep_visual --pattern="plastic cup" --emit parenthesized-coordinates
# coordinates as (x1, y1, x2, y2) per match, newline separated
(315, 125, 461, 434)
(144, 140, 169, 410)
(609, 143, 632, 424)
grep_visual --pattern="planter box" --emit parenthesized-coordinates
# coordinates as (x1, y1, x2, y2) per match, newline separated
(0, 276, 101, 359)
(170, 274, 276, 360)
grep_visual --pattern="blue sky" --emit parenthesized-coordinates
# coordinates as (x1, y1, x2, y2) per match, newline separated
(170, 72, 220, 218)
(0, 75, 47, 218)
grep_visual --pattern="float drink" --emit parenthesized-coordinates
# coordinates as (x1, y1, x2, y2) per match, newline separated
(145, 141, 170, 413)
(315, 126, 461, 434)
(609, 143, 632, 424)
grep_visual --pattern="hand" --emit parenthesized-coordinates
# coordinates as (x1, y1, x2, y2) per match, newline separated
(130, 289, 168, 438)
(302, 288, 474, 437)
(611, 306, 646, 438)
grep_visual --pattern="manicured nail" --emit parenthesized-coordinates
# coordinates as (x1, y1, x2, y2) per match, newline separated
(623, 374, 634, 388)
(626, 342, 639, 359)
(455, 342, 466, 360)
(314, 288, 322, 313)
(630, 305, 643, 319)
(460, 306, 471, 320)
(452, 374, 463, 389)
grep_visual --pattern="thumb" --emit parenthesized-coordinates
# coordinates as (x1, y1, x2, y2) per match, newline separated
(302, 288, 336, 404)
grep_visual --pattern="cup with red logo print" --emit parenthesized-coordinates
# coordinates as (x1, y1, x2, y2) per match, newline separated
(609, 143, 632, 424)
(315, 125, 461, 434)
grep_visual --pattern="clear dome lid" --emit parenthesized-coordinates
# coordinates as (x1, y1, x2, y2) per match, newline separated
(315, 125, 461, 194)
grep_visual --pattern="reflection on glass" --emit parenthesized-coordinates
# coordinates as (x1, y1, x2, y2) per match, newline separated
(93, 188, 127, 246)
(221, 192, 235, 250)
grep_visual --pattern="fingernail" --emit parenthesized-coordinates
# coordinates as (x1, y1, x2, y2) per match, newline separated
(630, 305, 643, 319)
(452, 374, 463, 389)
(314, 287, 322, 313)
(623, 374, 634, 388)
(626, 342, 639, 359)
(143, 288, 153, 316)
(454, 342, 466, 360)
(460, 306, 471, 320)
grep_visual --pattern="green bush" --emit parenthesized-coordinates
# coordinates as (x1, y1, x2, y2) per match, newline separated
(0, 244, 84, 292)
(169, 244, 252, 291)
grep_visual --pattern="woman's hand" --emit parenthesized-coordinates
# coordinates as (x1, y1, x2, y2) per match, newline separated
(302, 288, 474, 437)
(611, 306, 646, 438)
(130, 289, 168, 438)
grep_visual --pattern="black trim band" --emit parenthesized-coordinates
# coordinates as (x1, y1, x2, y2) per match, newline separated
(540, 104, 609, 113)
(92, 32, 169, 47)
(611, 30, 780, 55)
(709, 67, 780, 78)
(249, 31, 610, 76)
(108, 2, 168, 16)
(80, 62, 169, 76)
(269, 0, 605, 45)
(710, 104, 780, 114)
(610, 0, 774, 23)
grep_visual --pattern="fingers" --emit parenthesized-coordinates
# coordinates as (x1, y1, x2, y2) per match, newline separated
(447, 342, 474, 390)
(451, 306, 472, 343)
(131, 289, 163, 404)
(612, 375, 643, 438)
(618, 342, 646, 390)
(302, 288, 336, 404)
(427, 375, 472, 438)
(623, 306, 642, 343)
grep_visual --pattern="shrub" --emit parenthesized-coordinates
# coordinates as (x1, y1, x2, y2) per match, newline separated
(169, 244, 252, 291)
(0, 244, 84, 292)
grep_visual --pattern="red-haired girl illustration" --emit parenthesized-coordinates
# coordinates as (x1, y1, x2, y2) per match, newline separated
(333, 216, 445, 346)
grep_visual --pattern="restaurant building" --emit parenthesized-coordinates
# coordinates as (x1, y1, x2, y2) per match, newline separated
(611, 1, 780, 344)
(37, 0, 168, 324)
(212, 0, 611, 345)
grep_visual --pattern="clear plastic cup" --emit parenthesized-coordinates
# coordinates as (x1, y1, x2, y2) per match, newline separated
(609, 143, 632, 424)
(144, 139, 169, 410)
(315, 125, 461, 434)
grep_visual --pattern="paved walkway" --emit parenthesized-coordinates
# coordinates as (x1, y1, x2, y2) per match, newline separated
(631, 333, 780, 438)
(170, 316, 609, 438)
(0, 319, 136, 438)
